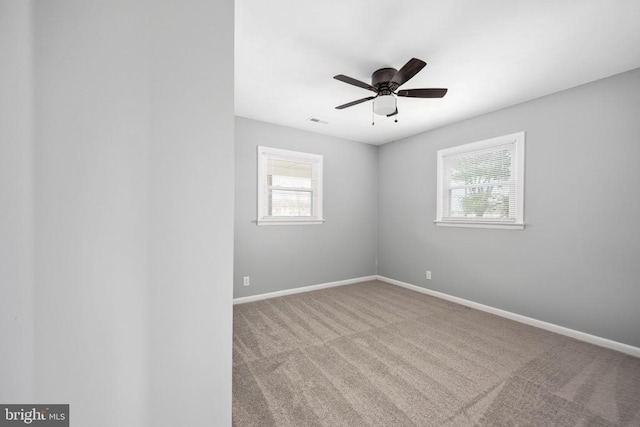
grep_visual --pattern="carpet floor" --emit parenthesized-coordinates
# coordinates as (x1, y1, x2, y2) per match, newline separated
(233, 280, 640, 426)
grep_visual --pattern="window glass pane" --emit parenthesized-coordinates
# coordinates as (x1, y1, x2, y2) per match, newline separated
(448, 185, 511, 218)
(450, 149, 512, 186)
(268, 159, 312, 189)
(270, 190, 312, 216)
(436, 132, 524, 228)
(258, 146, 323, 224)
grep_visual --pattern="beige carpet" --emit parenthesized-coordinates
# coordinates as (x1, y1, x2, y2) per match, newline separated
(233, 280, 640, 426)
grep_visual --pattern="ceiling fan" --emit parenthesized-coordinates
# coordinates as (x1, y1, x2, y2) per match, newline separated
(334, 58, 447, 119)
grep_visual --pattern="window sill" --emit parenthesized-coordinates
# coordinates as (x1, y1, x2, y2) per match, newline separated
(257, 218, 325, 226)
(434, 220, 525, 230)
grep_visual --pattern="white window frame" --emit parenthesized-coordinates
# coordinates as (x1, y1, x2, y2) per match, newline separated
(257, 146, 324, 226)
(435, 131, 525, 230)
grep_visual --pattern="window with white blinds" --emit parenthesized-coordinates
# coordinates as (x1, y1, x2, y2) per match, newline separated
(257, 146, 323, 225)
(436, 132, 525, 229)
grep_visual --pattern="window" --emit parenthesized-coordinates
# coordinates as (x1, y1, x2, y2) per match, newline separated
(436, 132, 525, 229)
(257, 146, 323, 225)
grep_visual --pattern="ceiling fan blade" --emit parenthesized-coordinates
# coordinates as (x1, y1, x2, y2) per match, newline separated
(397, 88, 448, 98)
(334, 74, 378, 92)
(335, 96, 377, 109)
(390, 58, 426, 89)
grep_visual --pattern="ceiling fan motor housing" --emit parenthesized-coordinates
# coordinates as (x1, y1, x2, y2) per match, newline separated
(372, 68, 397, 92)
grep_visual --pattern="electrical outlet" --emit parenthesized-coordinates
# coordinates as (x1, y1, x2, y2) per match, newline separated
(243, 276, 250, 286)
(426, 270, 432, 280)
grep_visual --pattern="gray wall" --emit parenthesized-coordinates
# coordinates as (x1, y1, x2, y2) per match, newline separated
(1, 1, 234, 425)
(0, 0, 34, 401)
(33, 3, 148, 424)
(147, 1, 234, 426)
(378, 68, 640, 347)
(234, 117, 378, 298)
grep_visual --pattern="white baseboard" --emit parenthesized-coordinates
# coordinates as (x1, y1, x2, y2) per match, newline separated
(376, 275, 640, 358)
(233, 275, 378, 305)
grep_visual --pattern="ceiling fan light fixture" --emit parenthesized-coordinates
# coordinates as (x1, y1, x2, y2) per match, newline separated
(374, 94, 396, 116)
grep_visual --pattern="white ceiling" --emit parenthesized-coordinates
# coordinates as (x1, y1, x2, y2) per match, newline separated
(235, 0, 640, 145)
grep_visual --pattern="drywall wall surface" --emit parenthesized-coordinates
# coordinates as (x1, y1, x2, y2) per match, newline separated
(148, 0, 234, 426)
(32, 1, 149, 425)
(0, 0, 34, 402)
(234, 117, 378, 298)
(29, 1, 234, 426)
(378, 68, 640, 347)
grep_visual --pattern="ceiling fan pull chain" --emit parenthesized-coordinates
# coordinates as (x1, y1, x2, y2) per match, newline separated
(371, 103, 375, 126)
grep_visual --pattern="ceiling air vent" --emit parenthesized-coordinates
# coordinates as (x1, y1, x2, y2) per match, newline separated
(308, 117, 328, 125)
